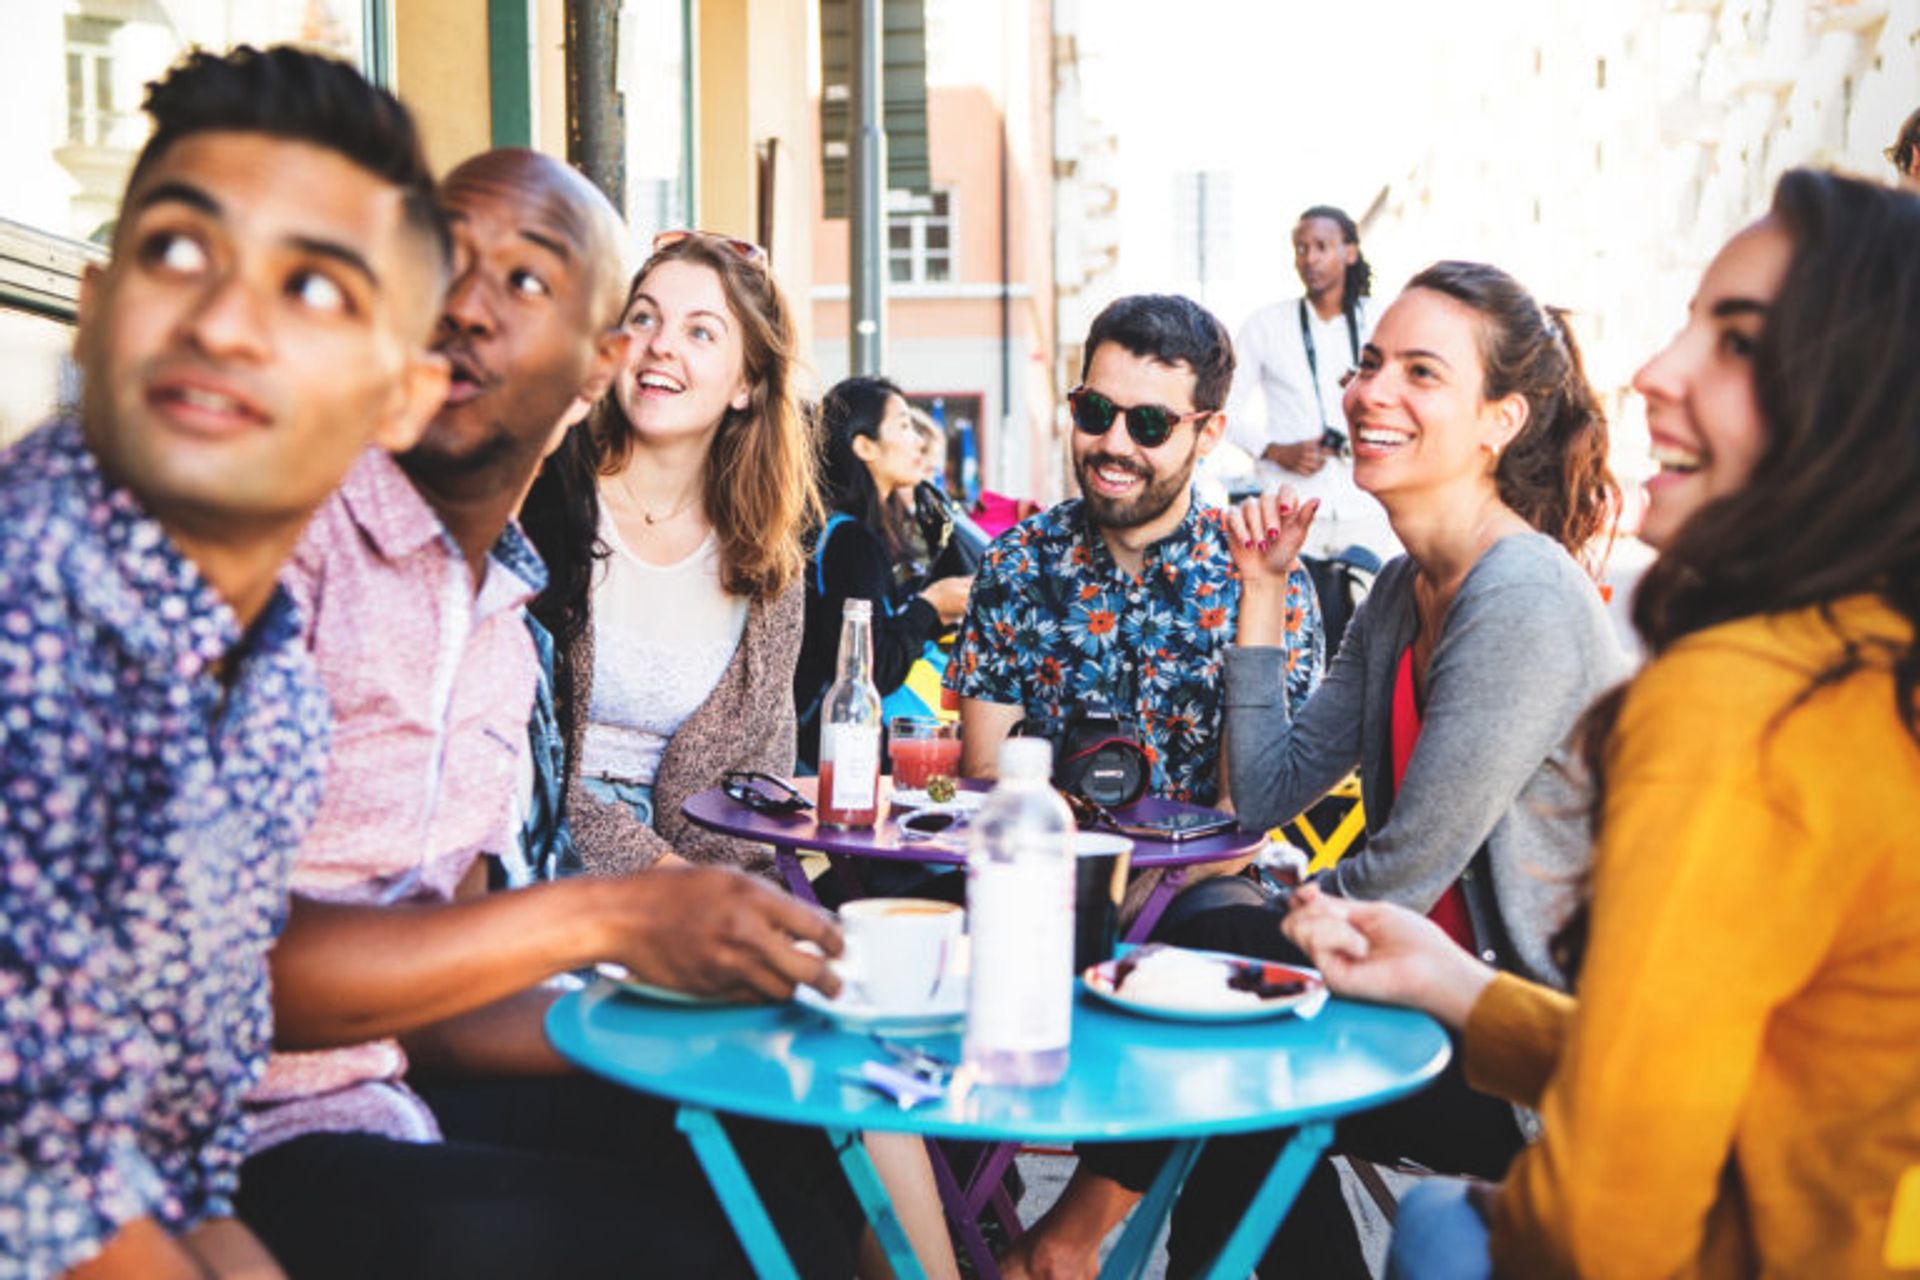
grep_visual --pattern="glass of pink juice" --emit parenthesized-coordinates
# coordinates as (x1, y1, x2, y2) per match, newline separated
(888, 718, 962, 791)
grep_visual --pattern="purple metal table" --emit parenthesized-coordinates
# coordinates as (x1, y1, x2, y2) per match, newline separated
(681, 777, 1268, 1276)
(681, 776, 1265, 943)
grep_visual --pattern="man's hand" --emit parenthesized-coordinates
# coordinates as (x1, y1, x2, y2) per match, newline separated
(1263, 440, 1327, 475)
(180, 1219, 286, 1280)
(603, 865, 844, 1002)
(1280, 883, 1495, 1029)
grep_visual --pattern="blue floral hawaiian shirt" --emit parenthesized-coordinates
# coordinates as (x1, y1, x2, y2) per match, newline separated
(945, 494, 1322, 805)
(0, 421, 330, 1279)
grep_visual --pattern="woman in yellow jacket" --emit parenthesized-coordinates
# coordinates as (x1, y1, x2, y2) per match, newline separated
(1284, 167, 1920, 1278)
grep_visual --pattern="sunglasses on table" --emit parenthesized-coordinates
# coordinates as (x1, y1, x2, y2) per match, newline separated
(1067, 386, 1211, 449)
(651, 229, 769, 268)
(721, 770, 811, 815)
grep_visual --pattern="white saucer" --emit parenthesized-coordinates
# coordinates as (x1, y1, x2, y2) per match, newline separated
(793, 979, 966, 1035)
(1080, 948, 1328, 1023)
(595, 963, 735, 1007)
(889, 787, 984, 812)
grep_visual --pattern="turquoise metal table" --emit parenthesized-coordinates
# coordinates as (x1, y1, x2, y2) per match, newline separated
(546, 979, 1449, 1280)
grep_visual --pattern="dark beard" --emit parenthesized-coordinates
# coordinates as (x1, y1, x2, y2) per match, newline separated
(396, 422, 523, 491)
(1074, 442, 1196, 531)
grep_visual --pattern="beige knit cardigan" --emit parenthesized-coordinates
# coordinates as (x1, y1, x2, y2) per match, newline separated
(561, 578, 804, 875)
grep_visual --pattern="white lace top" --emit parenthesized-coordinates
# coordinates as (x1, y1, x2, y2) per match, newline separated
(579, 514, 748, 786)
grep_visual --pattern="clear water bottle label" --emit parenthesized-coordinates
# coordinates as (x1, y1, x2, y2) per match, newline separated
(967, 859, 1073, 1052)
(826, 724, 880, 810)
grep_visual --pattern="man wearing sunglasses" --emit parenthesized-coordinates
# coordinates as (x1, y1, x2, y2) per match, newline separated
(946, 293, 1323, 820)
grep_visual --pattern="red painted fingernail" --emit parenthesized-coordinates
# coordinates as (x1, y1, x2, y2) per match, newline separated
(1267, 527, 1280, 537)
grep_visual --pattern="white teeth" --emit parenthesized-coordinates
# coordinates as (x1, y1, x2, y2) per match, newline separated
(1095, 466, 1139, 486)
(1355, 428, 1411, 447)
(1650, 443, 1704, 473)
(176, 387, 245, 413)
(639, 372, 683, 392)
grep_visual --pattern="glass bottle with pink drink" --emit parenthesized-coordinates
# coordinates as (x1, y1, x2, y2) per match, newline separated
(817, 599, 882, 828)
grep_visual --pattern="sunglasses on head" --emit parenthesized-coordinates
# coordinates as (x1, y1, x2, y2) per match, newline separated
(1067, 386, 1210, 449)
(721, 770, 810, 815)
(651, 229, 770, 268)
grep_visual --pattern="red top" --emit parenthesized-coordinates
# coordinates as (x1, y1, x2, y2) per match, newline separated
(1392, 645, 1475, 952)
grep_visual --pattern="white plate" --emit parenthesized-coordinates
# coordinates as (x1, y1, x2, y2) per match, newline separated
(1080, 947, 1328, 1023)
(793, 978, 966, 1035)
(888, 787, 984, 813)
(595, 963, 736, 1008)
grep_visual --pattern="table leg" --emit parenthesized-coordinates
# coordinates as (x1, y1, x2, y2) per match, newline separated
(927, 1140, 1001, 1279)
(674, 1105, 801, 1280)
(1100, 1137, 1204, 1280)
(1121, 867, 1189, 944)
(827, 1128, 930, 1280)
(1193, 1119, 1336, 1280)
(773, 842, 817, 903)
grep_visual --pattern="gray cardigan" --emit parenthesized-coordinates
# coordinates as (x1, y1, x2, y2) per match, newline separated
(1227, 533, 1628, 987)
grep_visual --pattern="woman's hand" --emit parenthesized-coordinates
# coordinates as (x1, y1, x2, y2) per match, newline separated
(1224, 491, 1318, 585)
(1282, 883, 1496, 1029)
(919, 575, 974, 625)
(1226, 491, 1317, 646)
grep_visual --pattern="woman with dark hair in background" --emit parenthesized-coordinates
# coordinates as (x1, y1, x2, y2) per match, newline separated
(1290, 167, 1920, 1279)
(1005, 259, 1628, 1280)
(522, 231, 817, 876)
(792, 375, 973, 769)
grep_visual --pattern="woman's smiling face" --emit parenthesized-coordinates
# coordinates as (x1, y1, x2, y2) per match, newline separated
(615, 258, 750, 443)
(1630, 218, 1790, 549)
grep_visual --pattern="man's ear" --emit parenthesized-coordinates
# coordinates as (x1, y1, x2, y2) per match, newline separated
(1194, 409, 1229, 457)
(72, 263, 106, 362)
(1341, 242, 1359, 267)
(578, 328, 633, 408)
(369, 351, 451, 454)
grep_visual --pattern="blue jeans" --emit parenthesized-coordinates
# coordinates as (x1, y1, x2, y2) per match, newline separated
(1386, 1180, 1493, 1280)
(582, 776, 655, 827)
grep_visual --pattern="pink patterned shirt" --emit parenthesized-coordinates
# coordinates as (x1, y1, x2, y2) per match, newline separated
(245, 449, 544, 1152)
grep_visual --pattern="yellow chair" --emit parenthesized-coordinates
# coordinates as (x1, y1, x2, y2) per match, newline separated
(1887, 1165, 1920, 1268)
(1280, 772, 1367, 874)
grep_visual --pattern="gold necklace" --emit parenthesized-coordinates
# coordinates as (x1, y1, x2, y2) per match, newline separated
(613, 473, 701, 526)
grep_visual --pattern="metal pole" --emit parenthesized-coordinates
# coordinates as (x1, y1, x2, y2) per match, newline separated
(565, 0, 626, 214)
(849, 0, 887, 375)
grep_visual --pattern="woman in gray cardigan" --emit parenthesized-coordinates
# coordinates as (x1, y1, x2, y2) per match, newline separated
(1004, 261, 1627, 1280)
(522, 231, 819, 876)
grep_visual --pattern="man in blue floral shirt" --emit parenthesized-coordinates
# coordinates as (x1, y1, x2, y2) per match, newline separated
(0, 47, 450, 1280)
(949, 293, 1323, 806)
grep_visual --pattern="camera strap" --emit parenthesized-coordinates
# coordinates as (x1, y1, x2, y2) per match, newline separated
(1297, 297, 1362, 432)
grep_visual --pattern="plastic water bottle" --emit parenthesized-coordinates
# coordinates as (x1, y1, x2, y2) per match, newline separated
(964, 738, 1075, 1086)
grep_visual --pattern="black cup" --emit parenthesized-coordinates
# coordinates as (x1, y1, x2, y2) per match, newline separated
(1073, 834, 1133, 973)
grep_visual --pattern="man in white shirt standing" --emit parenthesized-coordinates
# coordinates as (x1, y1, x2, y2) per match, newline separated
(1223, 204, 1396, 559)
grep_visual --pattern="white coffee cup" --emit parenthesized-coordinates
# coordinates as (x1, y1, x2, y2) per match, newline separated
(835, 898, 966, 1011)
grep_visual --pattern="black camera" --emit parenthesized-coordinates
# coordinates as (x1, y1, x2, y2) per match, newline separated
(1019, 702, 1149, 809)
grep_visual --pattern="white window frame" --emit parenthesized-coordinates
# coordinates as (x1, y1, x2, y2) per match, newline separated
(886, 186, 955, 285)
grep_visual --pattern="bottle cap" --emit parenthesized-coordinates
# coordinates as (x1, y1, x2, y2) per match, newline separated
(998, 737, 1052, 780)
(842, 598, 873, 620)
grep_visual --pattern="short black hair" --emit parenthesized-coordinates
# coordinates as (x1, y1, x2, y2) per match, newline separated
(1887, 106, 1920, 175)
(127, 44, 449, 271)
(1079, 294, 1235, 411)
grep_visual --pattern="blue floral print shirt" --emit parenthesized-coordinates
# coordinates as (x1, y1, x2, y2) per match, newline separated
(0, 421, 330, 1279)
(945, 495, 1322, 805)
